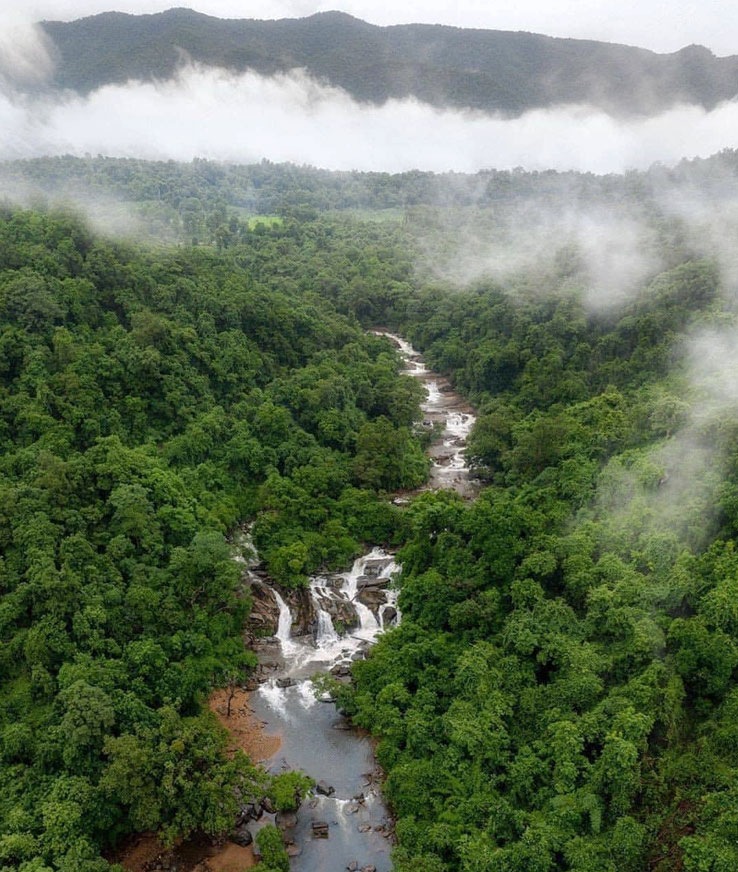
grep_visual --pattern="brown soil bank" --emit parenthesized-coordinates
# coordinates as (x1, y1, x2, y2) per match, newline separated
(208, 686, 281, 763)
(111, 832, 255, 872)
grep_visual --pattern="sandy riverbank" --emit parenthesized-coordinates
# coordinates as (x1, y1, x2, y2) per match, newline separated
(208, 686, 282, 763)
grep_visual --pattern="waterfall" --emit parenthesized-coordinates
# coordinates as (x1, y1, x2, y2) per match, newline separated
(342, 555, 380, 639)
(425, 380, 442, 405)
(272, 588, 298, 658)
(316, 605, 339, 646)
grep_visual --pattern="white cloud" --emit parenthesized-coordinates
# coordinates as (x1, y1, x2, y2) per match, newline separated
(1, 66, 738, 173)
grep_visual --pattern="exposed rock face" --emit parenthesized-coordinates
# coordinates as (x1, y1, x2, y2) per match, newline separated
(357, 588, 387, 610)
(247, 577, 281, 635)
(361, 557, 395, 577)
(323, 596, 360, 629)
(245, 571, 318, 644)
(237, 801, 263, 823)
(357, 574, 389, 590)
(289, 587, 316, 637)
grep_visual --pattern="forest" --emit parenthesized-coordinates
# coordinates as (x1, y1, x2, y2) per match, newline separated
(1, 156, 738, 872)
(34, 9, 738, 117)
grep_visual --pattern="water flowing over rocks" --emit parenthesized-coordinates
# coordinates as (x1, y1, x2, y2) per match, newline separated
(239, 334, 476, 872)
(376, 331, 480, 500)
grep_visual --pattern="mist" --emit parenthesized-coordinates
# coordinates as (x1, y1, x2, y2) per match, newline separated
(2, 64, 738, 174)
(411, 201, 669, 313)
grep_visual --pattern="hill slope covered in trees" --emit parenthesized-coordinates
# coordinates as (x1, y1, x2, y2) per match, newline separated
(0, 205, 427, 871)
(38, 9, 738, 118)
(3, 159, 738, 871)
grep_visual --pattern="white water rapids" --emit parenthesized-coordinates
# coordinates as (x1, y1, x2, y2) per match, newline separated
(380, 331, 478, 498)
(243, 334, 476, 871)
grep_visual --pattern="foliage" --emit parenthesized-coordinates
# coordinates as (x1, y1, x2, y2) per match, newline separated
(254, 824, 289, 872)
(268, 771, 314, 812)
(4, 153, 738, 872)
(0, 206, 426, 869)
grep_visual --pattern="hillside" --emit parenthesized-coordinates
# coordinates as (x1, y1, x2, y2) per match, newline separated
(39, 8, 738, 117)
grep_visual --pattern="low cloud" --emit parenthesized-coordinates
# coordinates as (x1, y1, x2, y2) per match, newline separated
(0, 18, 55, 89)
(2, 65, 738, 173)
(413, 202, 664, 312)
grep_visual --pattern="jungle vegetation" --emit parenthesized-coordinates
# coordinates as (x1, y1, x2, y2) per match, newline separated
(1, 155, 738, 872)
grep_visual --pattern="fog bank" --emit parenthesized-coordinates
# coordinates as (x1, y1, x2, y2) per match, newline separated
(2, 66, 738, 173)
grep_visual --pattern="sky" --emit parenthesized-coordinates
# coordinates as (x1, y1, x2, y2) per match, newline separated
(5, 0, 738, 56)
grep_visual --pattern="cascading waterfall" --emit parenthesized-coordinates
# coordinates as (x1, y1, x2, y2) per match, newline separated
(315, 606, 339, 646)
(246, 333, 475, 872)
(272, 588, 299, 659)
(342, 554, 380, 640)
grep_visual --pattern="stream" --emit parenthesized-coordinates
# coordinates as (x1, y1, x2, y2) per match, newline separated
(246, 333, 477, 871)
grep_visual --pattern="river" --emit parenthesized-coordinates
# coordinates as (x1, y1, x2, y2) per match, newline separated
(247, 333, 477, 871)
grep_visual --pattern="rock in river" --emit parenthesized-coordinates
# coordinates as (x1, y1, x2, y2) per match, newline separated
(275, 810, 298, 830)
(231, 823, 253, 846)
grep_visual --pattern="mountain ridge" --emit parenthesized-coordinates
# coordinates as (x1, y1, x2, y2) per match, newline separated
(38, 8, 738, 118)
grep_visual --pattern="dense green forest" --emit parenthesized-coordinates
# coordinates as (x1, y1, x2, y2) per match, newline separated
(36, 9, 738, 117)
(2, 154, 738, 872)
(340, 242, 738, 869)
(3, 150, 738, 247)
(0, 205, 425, 871)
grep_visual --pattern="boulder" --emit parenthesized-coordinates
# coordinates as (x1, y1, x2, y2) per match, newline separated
(382, 607, 398, 625)
(261, 797, 276, 814)
(311, 821, 330, 839)
(330, 663, 352, 677)
(238, 801, 262, 823)
(360, 866, 377, 872)
(246, 581, 281, 635)
(356, 575, 388, 590)
(347, 863, 359, 872)
(357, 589, 387, 613)
(231, 824, 253, 847)
(358, 823, 371, 833)
(275, 811, 298, 830)
(362, 558, 393, 577)
(276, 677, 295, 688)
(344, 803, 360, 815)
(289, 587, 317, 637)
(286, 844, 302, 857)
(316, 781, 335, 796)
(323, 596, 359, 628)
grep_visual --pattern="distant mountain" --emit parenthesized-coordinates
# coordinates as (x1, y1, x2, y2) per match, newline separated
(39, 8, 738, 117)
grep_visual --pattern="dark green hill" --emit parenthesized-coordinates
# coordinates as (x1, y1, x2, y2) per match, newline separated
(39, 8, 738, 117)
